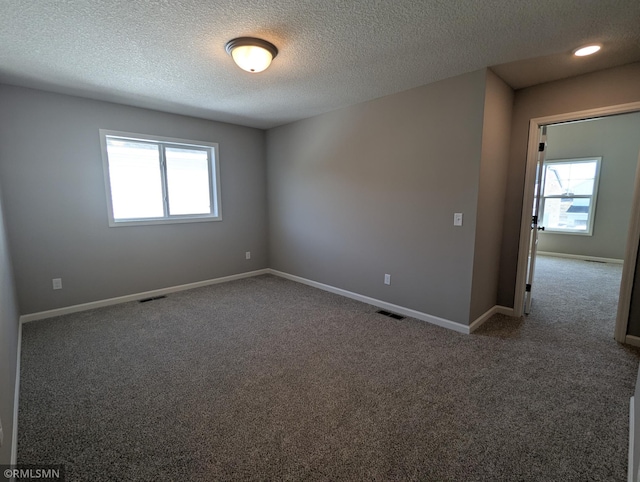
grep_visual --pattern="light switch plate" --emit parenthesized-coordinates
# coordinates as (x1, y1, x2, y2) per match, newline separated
(454, 213, 463, 226)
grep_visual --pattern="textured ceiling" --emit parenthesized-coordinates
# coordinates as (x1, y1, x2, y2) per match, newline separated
(1, 0, 639, 129)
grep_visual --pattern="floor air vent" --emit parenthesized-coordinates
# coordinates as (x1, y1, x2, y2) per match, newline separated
(139, 295, 167, 303)
(377, 310, 405, 320)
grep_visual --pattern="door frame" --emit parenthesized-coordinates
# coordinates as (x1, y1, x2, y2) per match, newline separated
(616, 148, 640, 344)
(514, 101, 640, 343)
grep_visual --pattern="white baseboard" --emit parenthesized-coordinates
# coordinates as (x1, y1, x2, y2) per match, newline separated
(537, 251, 624, 264)
(268, 269, 472, 334)
(19, 269, 270, 323)
(11, 320, 22, 465)
(469, 306, 498, 333)
(626, 335, 640, 348)
(495, 306, 515, 317)
(630, 396, 636, 482)
(19, 266, 517, 337)
(468, 305, 515, 333)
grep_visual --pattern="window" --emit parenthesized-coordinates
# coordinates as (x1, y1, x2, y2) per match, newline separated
(540, 157, 601, 235)
(100, 130, 221, 226)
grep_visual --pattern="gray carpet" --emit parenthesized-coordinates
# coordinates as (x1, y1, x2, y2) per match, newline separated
(18, 257, 640, 481)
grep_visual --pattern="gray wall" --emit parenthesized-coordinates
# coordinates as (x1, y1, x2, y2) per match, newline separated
(267, 70, 486, 324)
(0, 182, 20, 464)
(470, 70, 514, 321)
(538, 112, 640, 260)
(0, 85, 268, 314)
(498, 62, 640, 308)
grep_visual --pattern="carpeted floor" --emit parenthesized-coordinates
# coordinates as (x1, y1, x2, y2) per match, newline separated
(18, 256, 640, 481)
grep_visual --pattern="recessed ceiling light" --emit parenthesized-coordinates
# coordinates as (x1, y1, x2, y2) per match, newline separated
(573, 44, 602, 57)
(225, 37, 278, 73)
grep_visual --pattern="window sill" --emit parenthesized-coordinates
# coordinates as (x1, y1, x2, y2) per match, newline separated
(108, 216, 222, 227)
(541, 229, 593, 236)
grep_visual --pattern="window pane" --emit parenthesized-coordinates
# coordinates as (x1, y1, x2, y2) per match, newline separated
(542, 197, 591, 232)
(106, 139, 164, 219)
(543, 161, 597, 196)
(165, 147, 211, 215)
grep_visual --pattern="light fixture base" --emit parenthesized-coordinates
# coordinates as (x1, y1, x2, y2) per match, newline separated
(225, 37, 278, 59)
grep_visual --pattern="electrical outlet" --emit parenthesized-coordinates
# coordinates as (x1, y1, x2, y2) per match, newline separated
(245, 251, 251, 260)
(52, 278, 62, 290)
(384, 274, 391, 285)
(454, 213, 463, 226)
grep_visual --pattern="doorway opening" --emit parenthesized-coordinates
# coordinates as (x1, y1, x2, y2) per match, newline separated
(514, 102, 640, 343)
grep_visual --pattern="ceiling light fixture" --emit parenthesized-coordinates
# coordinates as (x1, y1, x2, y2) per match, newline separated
(573, 44, 602, 57)
(225, 37, 278, 73)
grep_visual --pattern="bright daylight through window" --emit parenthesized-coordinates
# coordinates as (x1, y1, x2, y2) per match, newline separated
(100, 131, 221, 226)
(540, 158, 600, 235)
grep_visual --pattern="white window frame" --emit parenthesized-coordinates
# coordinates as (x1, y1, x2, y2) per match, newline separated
(539, 157, 601, 236)
(100, 130, 222, 227)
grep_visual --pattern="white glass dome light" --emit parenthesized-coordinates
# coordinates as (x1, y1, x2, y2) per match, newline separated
(573, 44, 602, 57)
(225, 37, 278, 73)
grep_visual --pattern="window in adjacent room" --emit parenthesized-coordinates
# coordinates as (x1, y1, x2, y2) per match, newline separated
(540, 157, 601, 235)
(100, 130, 221, 226)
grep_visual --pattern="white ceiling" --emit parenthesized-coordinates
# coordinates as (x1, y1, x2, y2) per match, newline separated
(1, 0, 639, 129)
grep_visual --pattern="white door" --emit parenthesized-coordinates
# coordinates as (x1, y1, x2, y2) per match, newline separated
(524, 126, 547, 314)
